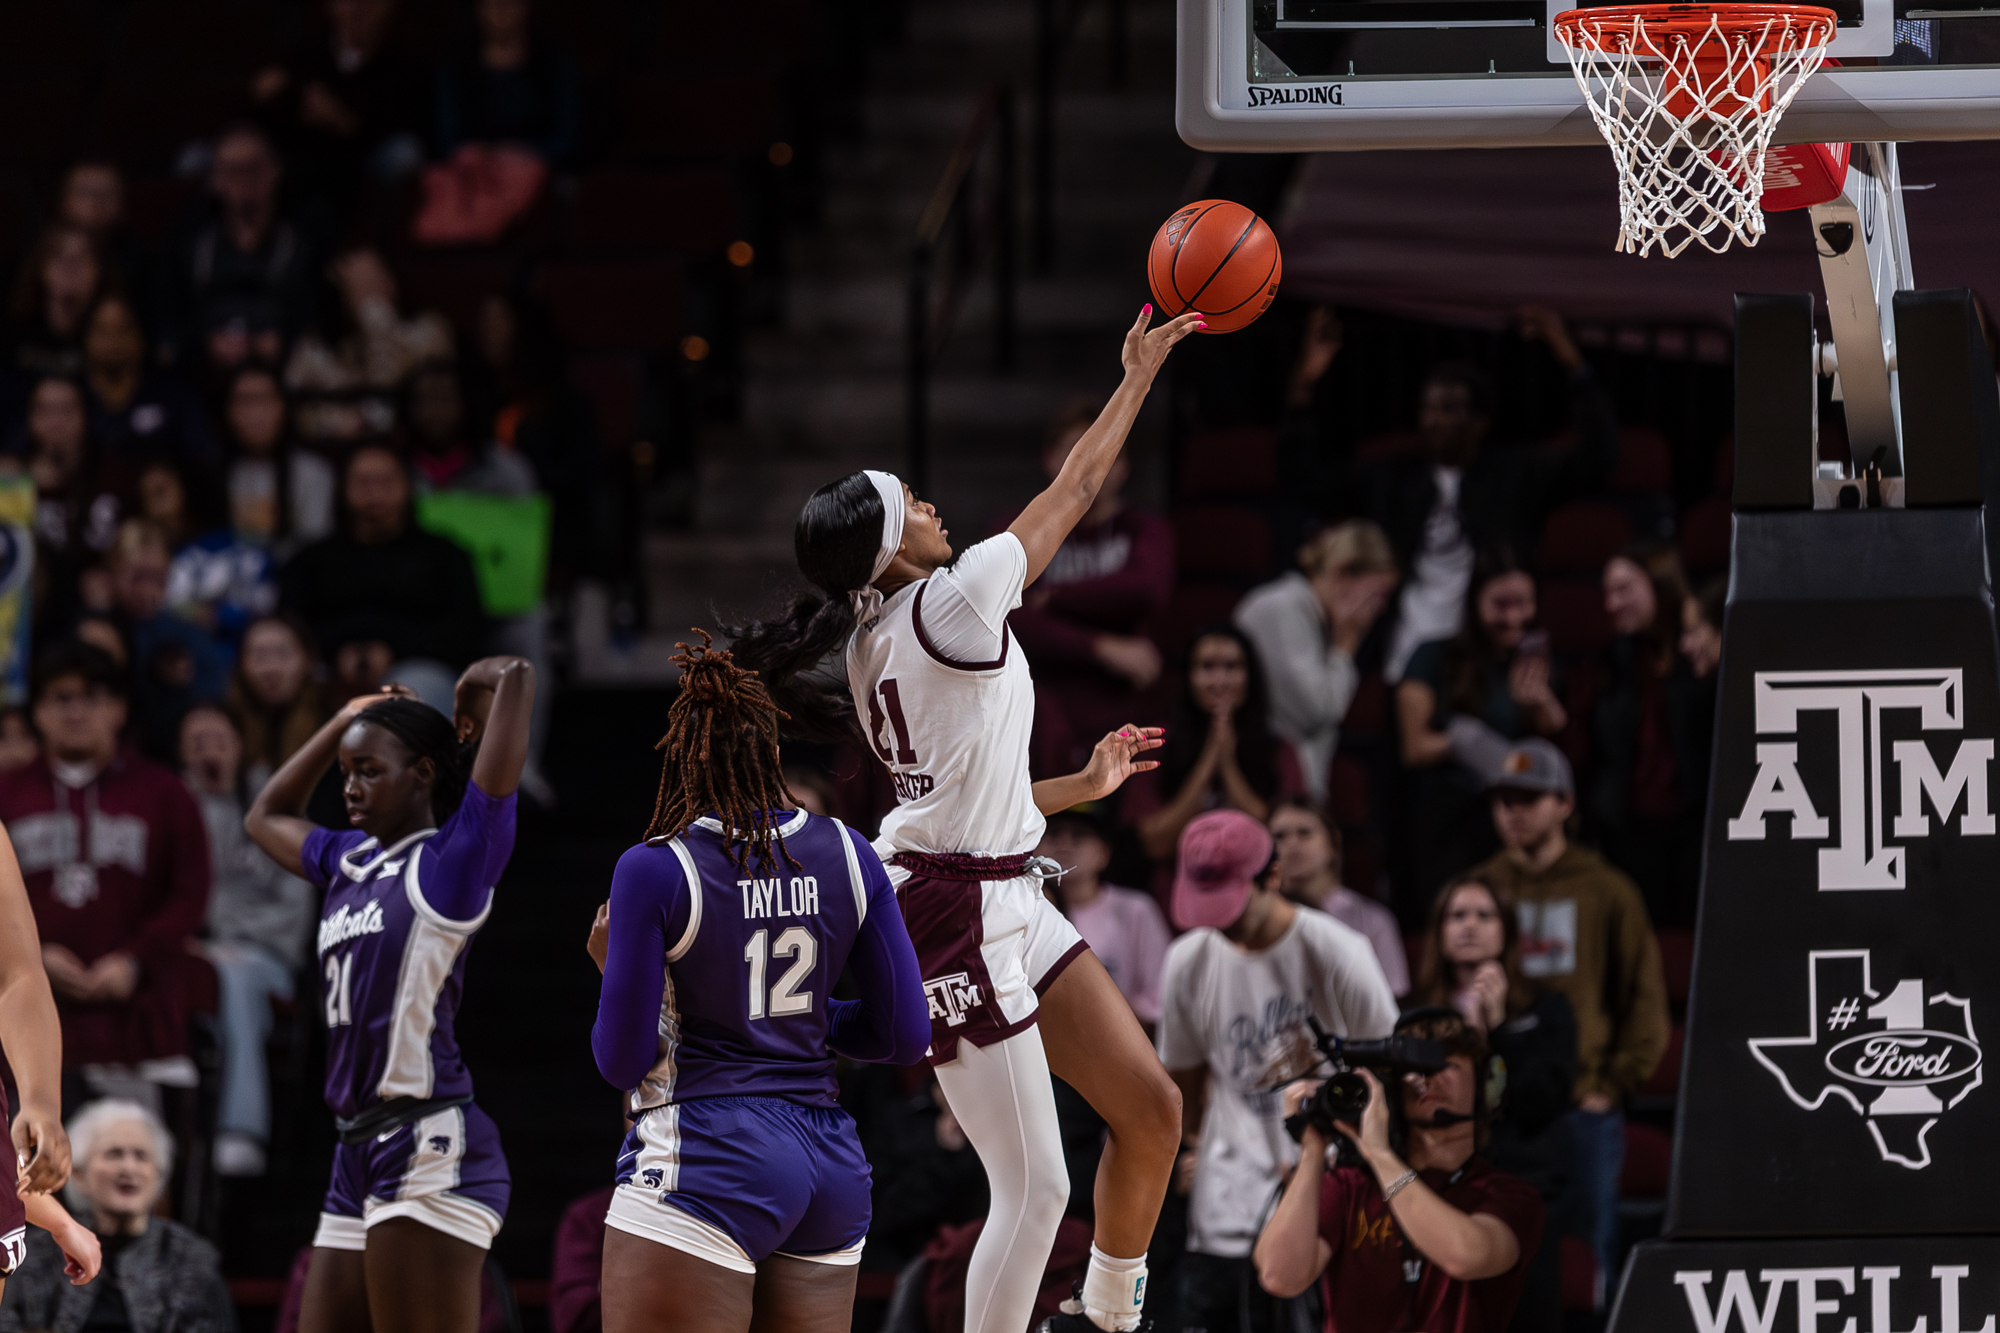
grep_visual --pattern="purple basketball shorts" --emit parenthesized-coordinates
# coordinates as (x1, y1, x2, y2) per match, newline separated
(313, 1102, 510, 1252)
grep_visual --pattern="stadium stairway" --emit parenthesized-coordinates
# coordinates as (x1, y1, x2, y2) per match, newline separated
(643, 0, 1196, 646)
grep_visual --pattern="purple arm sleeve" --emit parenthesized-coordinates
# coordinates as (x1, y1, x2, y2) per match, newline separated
(591, 846, 687, 1091)
(417, 782, 519, 922)
(826, 829, 931, 1065)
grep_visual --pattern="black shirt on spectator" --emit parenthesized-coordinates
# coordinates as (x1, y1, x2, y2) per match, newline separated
(279, 525, 485, 668)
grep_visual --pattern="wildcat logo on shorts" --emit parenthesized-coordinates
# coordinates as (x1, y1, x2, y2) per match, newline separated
(641, 1168, 663, 1189)
(1751, 949, 1982, 1170)
(923, 972, 984, 1027)
(1726, 670, 1996, 890)
(428, 1135, 452, 1154)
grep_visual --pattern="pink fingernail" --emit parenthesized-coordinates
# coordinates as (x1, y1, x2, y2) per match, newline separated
(1142, 303, 1152, 316)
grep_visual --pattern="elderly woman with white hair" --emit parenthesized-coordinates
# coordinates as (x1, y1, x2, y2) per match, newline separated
(0, 1100, 231, 1332)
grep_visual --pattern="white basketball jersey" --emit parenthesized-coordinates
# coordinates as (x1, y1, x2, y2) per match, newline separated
(846, 534, 1045, 861)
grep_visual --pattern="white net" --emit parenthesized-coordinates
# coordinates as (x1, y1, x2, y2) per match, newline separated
(1554, 6, 1836, 257)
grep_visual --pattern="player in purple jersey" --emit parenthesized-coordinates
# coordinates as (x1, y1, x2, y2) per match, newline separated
(245, 655, 535, 1333)
(586, 633, 928, 1333)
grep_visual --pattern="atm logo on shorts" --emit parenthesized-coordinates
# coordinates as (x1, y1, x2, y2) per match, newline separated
(1725, 670, 1995, 890)
(924, 972, 984, 1027)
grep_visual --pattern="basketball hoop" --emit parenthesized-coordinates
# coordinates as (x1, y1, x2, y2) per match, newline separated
(1553, 3, 1838, 257)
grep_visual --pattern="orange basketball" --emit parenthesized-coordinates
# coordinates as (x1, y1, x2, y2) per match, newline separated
(1146, 200, 1282, 335)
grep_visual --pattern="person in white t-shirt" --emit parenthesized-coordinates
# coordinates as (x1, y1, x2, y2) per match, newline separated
(1158, 808, 1398, 1333)
(731, 305, 1203, 1333)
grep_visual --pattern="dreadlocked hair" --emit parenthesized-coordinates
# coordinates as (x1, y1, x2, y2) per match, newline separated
(355, 698, 475, 824)
(647, 629, 802, 874)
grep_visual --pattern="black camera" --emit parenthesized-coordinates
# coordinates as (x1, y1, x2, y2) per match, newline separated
(1283, 1016, 1448, 1147)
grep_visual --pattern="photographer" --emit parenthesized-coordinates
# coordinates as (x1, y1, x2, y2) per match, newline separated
(1253, 1010, 1544, 1333)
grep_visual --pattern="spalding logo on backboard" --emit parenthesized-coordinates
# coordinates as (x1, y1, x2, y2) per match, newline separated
(1750, 950, 1982, 1170)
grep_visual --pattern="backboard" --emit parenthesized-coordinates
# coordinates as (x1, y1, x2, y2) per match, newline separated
(1178, 0, 2000, 150)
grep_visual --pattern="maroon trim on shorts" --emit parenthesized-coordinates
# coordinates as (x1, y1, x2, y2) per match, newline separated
(911, 584, 1012, 672)
(897, 869, 1039, 1065)
(1033, 939, 1091, 997)
(890, 850, 1035, 882)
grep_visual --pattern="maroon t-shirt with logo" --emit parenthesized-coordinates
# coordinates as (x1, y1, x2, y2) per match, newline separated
(1317, 1157, 1545, 1333)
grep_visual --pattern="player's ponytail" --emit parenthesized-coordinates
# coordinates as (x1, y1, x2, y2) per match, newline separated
(726, 471, 885, 742)
(648, 630, 800, 872)
(359, 698, 473, 825)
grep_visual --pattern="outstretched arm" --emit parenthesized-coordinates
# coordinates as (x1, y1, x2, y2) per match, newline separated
(0, 831, 67, 1196)
(1009, 308, 1202, 585)
(456, 656, 537, 799)
(1032, 725, 1164, 815)
(246, 687, 406, 876)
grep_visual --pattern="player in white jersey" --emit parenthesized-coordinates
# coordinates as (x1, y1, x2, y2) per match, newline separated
(731, 305, 1203, 1333)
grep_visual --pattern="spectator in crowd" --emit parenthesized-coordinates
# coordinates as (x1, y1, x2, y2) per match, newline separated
(286, 247, 453, 443)
(1572, 541, 1705, 926)
(21, 377, 120, 632)
(1397, 552, 1566, 898)
(7, 224, 110, 382)
(1410, 874, 1577, 1333)
(0, 643, 211, 1097)
(82, 296, 219, 473)
(1268, 795, 1408, 995)
(228, 613, 329, 792)
(1132, 625, 1304, 862)
(1159, 808, 1399, 1333)
(0, 1099, 232, 1331)
(0, 708, 36, 772)
(1680, 577, 1724, 681)
(142, 458, 277, 649)
(156, 123, 319, 374)
(251, 0, 427, 214)
(279, 443, 485, 707)
(1236, 520, 1398, 803)
(107, 520, 228, 758)
(1280, 306, 1617, 681)
(1254, 1008, 1546, 1333)
(998, 402, 1174, 770)
(434, 0, 583, 167)
(406, 359, 533, 496)
(224, 366, 337, 557)
(549, 1182, 614, 1333)
(470, 292, 614, 591)
(182, 703, 313, 1178)
(1471, 739, 1667, 1304)
(56, 162, 140, 297)
(1038, 807, 1171, 1026)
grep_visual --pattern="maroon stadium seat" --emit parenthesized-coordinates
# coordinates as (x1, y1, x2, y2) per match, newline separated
(567, 168, 740, 256)
(1172, 505, 1271, 580)
(1641, 1023, 1686, 1098)
(1679, 495, 1731, 582)
(1539, 578, 1612, 657)
(1621, 1121, 1673, 1198)
(619, 76, 779, 159)
(1656, 927, 1694, 1006)
(1539, 501, 1634, 575)
(1561, 1236, 1598, 1312)
(540, 261, 687, 353)
(569, 354, 644, 450)
(1177, 426, 1277, 498)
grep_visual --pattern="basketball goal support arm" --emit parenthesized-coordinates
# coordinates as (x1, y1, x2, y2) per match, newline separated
(1807, 142, 1916, 476)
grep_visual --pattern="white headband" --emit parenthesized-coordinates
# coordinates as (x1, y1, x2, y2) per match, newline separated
(850, 469, 907, 624)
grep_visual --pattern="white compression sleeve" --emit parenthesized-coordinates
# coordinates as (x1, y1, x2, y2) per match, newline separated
(934, 1025, 1071, 1333)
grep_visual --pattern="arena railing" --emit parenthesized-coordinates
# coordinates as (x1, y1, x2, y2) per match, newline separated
(905, 81, 1019, 493)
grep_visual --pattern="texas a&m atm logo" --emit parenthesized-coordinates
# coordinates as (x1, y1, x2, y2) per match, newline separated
(1726, 670, 1995, 890)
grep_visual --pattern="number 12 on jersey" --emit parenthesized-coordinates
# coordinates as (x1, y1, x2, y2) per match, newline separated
(744, 926, 816, 1020)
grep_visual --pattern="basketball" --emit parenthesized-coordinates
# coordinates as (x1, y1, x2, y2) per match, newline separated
(1146, 200, 1282, 334)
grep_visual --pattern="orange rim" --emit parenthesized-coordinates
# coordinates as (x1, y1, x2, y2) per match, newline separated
(1554, 3, 1838, 48)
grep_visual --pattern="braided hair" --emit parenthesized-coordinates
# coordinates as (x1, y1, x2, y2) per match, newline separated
(646, 630, 801, 873)
(356, 698, 475, 824)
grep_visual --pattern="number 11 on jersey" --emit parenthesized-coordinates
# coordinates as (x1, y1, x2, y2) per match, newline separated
(744, 927, 817, 1020)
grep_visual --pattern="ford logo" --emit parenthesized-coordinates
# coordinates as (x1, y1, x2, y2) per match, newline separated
(1824, 1030, 1982, 1087)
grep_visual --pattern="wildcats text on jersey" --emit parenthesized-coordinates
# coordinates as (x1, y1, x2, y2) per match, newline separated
(318, 899, 386, 956)
(739, 876, 821, 920)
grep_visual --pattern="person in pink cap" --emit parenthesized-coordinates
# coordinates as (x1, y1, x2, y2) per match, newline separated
(1155, 809, 1398, 1333)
